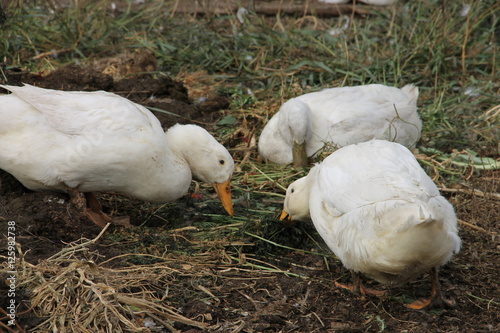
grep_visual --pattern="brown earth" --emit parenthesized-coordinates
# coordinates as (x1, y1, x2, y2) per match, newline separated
(0, 62, 499, 332)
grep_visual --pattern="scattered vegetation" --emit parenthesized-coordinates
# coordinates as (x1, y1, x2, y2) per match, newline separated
(0, 0, 498, 331)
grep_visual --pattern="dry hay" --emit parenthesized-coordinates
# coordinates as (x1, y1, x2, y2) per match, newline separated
(12, 225, 209, 332)
(90, 49, 158, 80)
(6, 224, 294, 332)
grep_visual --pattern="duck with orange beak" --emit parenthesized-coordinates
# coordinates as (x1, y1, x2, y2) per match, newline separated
(0, 85, 235, 226)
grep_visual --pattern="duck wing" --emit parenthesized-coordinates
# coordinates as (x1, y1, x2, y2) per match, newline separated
(1, 84, 161, 136)
(316, 140, 437, 214)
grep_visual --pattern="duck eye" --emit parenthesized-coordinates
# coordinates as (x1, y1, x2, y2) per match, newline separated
(219, 159, 225, 165)
(291, 188, 295, 193)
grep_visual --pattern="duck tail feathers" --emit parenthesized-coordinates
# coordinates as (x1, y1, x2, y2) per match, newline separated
(401, 84, 419, 101)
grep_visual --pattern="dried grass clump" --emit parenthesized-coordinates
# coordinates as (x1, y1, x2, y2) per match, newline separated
(16, 226, 208, 332)
(7, 223, 308, 332)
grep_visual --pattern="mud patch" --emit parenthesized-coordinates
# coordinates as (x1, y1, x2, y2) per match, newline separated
(1, 59, 230, 130)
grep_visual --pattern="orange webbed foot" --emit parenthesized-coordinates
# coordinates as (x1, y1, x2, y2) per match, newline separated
(336, 271, 386, 298)
(335, 281, 386, 298)
(406, 295, 456, 310)
(67, 186, 131, 228)
(406, 267, 456, 310)
(85, 208, 131, 228)
(85, 192, 131, 228)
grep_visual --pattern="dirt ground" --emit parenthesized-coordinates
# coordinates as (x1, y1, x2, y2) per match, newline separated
(0, 61, 499, 332)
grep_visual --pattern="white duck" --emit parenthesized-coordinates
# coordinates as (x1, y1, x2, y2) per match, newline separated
(259, 84, 421, 167)
(0, 84, 234, 227)
(318, 0, 397, 4)
(280, 140, 461, 309)
(358, 0, 398, 5)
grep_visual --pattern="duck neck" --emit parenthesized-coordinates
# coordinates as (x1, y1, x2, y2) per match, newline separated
(164, 147, 193, 201)
(133, 134, 192, 203)
(279, 98, 312, 147)
(165, 129, 202, 180)
(301, 172, 315, 219)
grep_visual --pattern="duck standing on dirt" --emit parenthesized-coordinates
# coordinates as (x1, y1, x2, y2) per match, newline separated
(279, 140, 461, 309)
(258, 84, 421, 167)
(0, 84, 234, 227)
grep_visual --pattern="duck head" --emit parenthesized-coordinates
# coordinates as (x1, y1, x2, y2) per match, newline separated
(279, 175, 311, 223)
(167, 124, 235, 216)
(278, 98, 312, 168)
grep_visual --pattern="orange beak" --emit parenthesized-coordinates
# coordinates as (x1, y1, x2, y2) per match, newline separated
(213, 179, 234, 216)
(278, 210, 291, 222)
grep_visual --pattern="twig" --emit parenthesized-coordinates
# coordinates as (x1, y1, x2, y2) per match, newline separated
(47, 223, 111, 261)
(0, 307, 27, 332)
(244, 231, 329, 257)
(439, 187, 500, 201)
(229, 254, 304, 278)
(251, 163, 287, 191)
(458, 219, 497, 235)
(31, 47, 73, 60)
(146, 106, 208, 125)
(467, 293, 500, 306)
(196, 284, 221, 304)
